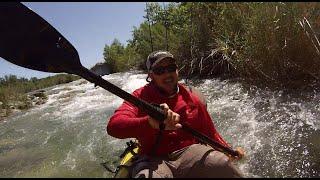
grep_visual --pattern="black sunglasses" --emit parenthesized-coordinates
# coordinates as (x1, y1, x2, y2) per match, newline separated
(151, 64, 178, 75)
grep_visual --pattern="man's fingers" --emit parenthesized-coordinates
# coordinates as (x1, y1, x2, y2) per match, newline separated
(160, 103, 169, 111)
(175, 123, 182, 129)
(229, 147, 245, 161)
(167, 110, 173, 121)
(173, 114, 180, 122)
(159, 103, 181, 130)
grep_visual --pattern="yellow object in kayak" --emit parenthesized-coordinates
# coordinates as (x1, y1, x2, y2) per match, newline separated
(114, 140, 139, 178)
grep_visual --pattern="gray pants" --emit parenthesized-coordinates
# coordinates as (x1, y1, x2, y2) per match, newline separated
(131, 143, 244, 178)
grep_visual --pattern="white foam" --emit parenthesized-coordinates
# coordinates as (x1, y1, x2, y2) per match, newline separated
(4, 71, 319, 177)
(61, 150, 77, 170)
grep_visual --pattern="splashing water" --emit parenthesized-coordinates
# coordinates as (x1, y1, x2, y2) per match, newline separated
(0, 71, 319, 177)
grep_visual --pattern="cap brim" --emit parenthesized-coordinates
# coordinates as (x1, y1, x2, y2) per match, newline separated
(151, 56, 175, 68)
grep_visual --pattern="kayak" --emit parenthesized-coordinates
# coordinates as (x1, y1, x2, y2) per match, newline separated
(105, 140, 243, 178)
(113, 140, 139, 178)
(114, 143, 138, 178)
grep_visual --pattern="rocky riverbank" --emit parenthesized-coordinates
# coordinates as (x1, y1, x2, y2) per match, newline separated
(0, 89, 48, 121)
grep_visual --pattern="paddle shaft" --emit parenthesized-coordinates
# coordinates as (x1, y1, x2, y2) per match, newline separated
(181, 124, 239, 157)
(0, 2, 238, 157)
(77, 66, 166, 121)
(77, 66, 239, 157)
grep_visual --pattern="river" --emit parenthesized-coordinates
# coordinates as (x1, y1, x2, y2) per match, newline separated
(0, 71, 319, 177)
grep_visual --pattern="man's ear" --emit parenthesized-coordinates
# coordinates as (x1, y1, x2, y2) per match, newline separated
(146, 72, 153, 82)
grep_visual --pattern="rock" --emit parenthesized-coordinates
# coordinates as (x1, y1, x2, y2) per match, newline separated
(29, 90, 46, 98)
(27, 90, 48, 107)
(35, 99, 46, 105)
(232, 97, 240, 100)
(90, 62, 111, 76)
(0, 89, 49, 120)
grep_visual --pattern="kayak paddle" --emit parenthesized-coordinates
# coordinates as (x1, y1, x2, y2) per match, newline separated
(0, 2, 239, 157)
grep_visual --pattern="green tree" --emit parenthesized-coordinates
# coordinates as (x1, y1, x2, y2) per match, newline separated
(103, 39, 125, 72)
(102, 2, 320, 88)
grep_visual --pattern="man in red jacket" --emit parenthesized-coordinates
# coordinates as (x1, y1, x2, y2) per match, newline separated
(107, 50, 245, 178)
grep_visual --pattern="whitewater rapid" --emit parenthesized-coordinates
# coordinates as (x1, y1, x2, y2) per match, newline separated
(0, 71, 318, 177)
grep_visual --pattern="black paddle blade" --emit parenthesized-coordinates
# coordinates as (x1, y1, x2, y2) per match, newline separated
(0, 2, 82, 74)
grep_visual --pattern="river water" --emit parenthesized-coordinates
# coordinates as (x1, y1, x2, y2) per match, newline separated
(0, 71, 319, 177)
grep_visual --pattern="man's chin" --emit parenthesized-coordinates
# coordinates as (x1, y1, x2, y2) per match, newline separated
(163, 85, 177, 93)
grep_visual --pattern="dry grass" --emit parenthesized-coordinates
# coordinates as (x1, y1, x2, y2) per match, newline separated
(205, 2, 320, 88)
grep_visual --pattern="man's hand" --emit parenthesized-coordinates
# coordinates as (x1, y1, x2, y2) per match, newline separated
(229, 147, 245, 161)
(148, 103, 182, 130)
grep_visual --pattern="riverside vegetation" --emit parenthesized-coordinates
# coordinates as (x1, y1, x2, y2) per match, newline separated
(103, 2, 320, 90)
(0, 74, 80, 119)
(2, 2, 320, 117)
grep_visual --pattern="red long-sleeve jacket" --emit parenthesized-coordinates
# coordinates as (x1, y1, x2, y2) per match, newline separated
(107, 82, 230, 156)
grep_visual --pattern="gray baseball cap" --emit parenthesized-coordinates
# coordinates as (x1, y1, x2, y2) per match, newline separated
(146, 50, 175, 71)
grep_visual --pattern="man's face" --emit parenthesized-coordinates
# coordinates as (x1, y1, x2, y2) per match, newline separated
(149, 58, 178, 95)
